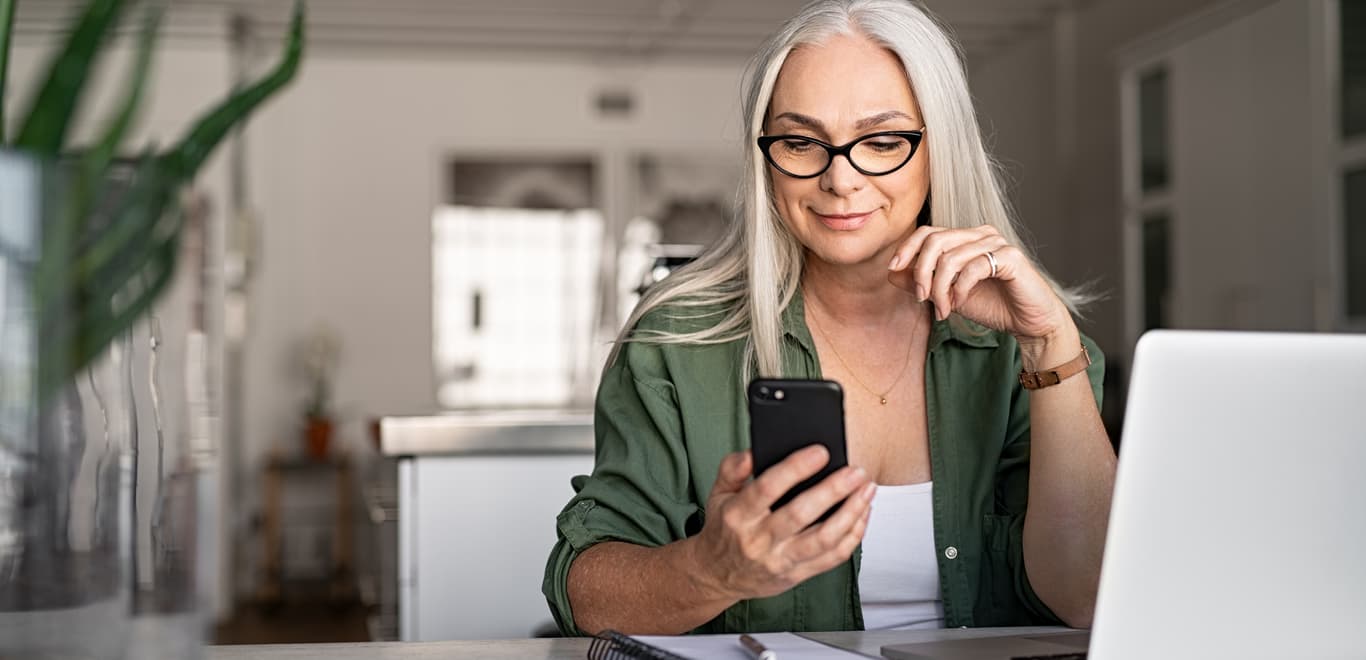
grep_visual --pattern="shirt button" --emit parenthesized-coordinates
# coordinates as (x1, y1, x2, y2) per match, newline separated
(944, 546, 958, 560)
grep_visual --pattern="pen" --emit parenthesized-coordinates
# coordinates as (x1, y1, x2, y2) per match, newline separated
(739, 633, 777, 660)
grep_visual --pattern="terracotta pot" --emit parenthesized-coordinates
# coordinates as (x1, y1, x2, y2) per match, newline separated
(305, 416, 333, 460)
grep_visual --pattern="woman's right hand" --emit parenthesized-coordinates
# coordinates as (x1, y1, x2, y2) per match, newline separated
(687, 446, 876, 602)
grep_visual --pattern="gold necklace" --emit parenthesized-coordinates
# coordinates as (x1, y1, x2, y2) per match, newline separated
(805, 291, 920, 405)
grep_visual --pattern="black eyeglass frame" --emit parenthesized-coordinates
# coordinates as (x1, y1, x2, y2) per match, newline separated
(756, 129, 925, 179)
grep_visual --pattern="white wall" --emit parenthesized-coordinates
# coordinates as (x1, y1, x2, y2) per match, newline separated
(243, 51, 746, 439)
(971, 27, 1066, 272)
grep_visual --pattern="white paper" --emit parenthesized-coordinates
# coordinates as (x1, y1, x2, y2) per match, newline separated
(633, 632, 870, 659)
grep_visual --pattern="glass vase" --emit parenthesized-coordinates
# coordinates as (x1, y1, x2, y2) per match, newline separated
(0, 152, 136, 658)
(0, 149, 219, 659)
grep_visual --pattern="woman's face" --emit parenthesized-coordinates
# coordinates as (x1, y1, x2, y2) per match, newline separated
(765, 32, 929, 269)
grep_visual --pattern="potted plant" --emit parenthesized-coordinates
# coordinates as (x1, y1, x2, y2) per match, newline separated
(298, 325, 341, 460)
(0, 1, 305, 657)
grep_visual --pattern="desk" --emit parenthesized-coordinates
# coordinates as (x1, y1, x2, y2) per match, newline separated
(209, 626, 1071, 659)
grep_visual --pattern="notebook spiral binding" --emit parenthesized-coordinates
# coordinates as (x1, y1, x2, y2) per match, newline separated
(587, 630, 690, 660)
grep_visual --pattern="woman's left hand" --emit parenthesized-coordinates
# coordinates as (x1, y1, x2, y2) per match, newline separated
(886, 224, 1072, 343)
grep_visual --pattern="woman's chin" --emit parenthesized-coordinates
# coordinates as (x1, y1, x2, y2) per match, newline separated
(805, 239, 892, 269)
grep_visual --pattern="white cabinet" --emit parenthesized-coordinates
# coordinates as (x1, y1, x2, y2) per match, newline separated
(387, 413, 593, 640)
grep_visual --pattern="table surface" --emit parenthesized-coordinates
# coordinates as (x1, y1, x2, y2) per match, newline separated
(209, 626, 1072, 659)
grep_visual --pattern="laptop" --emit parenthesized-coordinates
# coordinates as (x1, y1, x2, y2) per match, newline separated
(885, 330, 1366, 660)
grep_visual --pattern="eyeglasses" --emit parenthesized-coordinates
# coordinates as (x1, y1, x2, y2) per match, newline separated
(756, 130, 925, 179)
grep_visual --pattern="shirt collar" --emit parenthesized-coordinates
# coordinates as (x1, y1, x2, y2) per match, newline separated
(782, 287, 1000, 355)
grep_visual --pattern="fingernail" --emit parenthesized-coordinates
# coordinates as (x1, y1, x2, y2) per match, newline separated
(863, 483, 877, 499)
(888, 254, 902, 270)
(915, 285, 927, 301)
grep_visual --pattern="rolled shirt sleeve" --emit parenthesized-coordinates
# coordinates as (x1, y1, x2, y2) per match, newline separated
(542, 339, 705, 636)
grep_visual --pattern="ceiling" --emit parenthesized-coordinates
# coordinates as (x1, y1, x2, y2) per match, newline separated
(13, 0, 1086, 64)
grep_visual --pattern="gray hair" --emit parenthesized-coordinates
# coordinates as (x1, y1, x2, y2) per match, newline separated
(611, 0, 1089, 377)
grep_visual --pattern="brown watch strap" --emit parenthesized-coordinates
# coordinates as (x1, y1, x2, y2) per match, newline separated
(1019, 344, 1091, 390)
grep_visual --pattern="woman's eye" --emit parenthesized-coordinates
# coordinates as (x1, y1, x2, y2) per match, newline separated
(864, 140, 904, 152)
(780, 139, 815, 153)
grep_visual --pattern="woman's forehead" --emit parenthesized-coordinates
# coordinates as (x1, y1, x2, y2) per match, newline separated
(769, 33, 920, 127)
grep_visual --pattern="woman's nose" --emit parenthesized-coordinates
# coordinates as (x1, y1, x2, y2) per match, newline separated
(819, 153, 865, 196)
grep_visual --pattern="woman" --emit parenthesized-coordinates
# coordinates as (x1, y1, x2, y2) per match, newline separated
(543, 0, 1116, 635)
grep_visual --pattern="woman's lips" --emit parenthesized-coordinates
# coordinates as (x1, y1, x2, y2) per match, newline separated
(815, 211, 872, 231)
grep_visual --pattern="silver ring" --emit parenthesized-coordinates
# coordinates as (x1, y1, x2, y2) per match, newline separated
(984, 251, 999, 278)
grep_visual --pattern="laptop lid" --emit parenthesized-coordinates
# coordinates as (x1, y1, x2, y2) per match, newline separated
(1089, 330, 1366, 660)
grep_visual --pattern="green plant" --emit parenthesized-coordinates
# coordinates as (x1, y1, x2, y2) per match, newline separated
(298, 325, 340, 420)
(0, 0, 305, 403)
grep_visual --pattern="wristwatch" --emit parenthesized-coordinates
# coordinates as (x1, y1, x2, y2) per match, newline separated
(1019, 344, 1091, 390)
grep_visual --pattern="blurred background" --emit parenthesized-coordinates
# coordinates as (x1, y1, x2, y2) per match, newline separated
(3, 0, 1362, 645)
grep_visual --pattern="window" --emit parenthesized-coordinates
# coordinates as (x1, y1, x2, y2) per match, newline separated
(433, 158, 602, 408)
(1345, 168, 1366, 318)
(1142, 213, 1171, 331)
(1138, 69, 1170, 192)
(1342, 0, 1366, 138)
(1131, 65, 1173, 333)
(432, 206, 602, 408)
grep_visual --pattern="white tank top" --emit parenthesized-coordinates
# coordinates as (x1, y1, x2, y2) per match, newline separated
(858, 481, 946, 630)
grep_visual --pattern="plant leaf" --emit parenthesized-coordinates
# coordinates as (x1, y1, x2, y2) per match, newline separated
(13, 0, 129, 155)
(83, 181, 180, 308)
(0, 0, 16, 144)
(163, 0, 305, 178)
(32, 0, 307, 405)
(39, 225, 179, 402)
(80, 4, 162, 192)
(34, 7, 164, 317)
(77, 228, 179, 368)
(37, 150, 162, 330)
(36, 153, 177, 403)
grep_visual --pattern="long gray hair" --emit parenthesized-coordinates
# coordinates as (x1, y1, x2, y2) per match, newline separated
(611, 0, 1088, 377)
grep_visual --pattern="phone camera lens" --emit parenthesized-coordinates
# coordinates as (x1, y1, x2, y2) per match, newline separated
(758, 386, 770, 398)
(774, 390, 785, 400)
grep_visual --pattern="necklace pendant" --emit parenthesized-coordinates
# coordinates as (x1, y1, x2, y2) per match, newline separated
(879, 397, 887, 405)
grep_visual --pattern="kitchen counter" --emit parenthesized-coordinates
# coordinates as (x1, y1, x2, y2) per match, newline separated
(379, 410, 594, 457)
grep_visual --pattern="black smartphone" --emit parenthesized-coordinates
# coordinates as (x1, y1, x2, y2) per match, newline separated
(747, 378, 849, 520)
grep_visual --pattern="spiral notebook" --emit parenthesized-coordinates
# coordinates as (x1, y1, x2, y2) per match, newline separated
(588, 631, 689, 660)
(588, 630, 872, 659)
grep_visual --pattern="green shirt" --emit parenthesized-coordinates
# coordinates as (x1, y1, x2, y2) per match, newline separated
(543, 291, 1105, 634)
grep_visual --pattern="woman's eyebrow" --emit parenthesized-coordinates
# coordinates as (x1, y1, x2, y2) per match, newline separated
(769, 110, 919, 132)
(770, 111, 825, 131)
(855, 110, 917, 130)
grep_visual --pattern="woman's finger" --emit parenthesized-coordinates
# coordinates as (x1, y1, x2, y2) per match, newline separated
(949, 242, 1008, 310)
(930, 235, 1009, 319)
(738, 444, 831, 515)
(909, 226, 992, 304)
(783, 480, 875, 564)
(887, 225, 940, 273)
(709, 451, 753, 500)
(765, 465, 870, 540)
